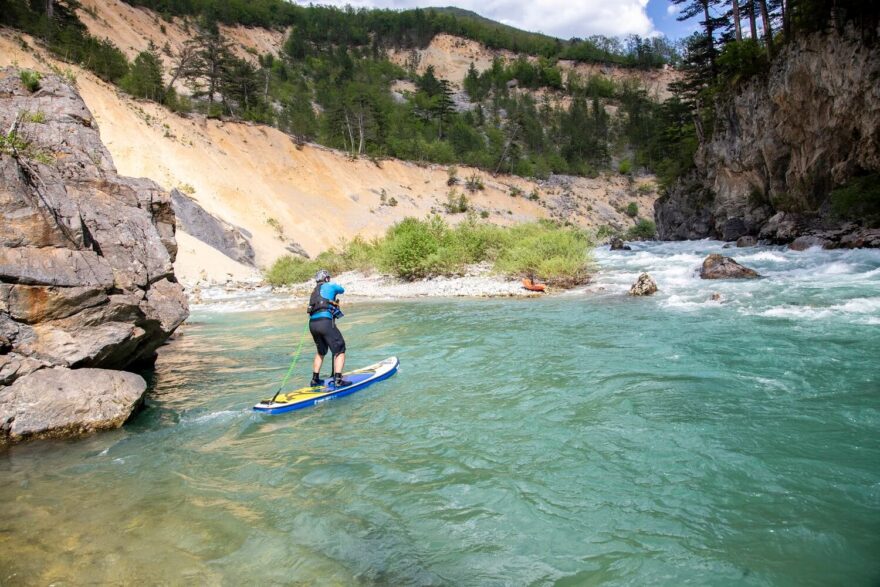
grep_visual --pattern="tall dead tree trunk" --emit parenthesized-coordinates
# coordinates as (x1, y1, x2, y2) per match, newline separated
(758, 0, 774, 56)
(748, 0, 759, 40)
(732, 0, 743, 41)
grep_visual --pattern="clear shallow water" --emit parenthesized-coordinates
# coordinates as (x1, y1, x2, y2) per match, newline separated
(2, 241, 879, 585)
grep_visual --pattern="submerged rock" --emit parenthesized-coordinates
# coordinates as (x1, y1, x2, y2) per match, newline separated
(700, 254, 760, 279)
(0, 68, 188, 443)
(0, 367, 146, 443)
(736, 235, 757, 248)
(629, 273, 658, 296)
(610, 238, 632, 251)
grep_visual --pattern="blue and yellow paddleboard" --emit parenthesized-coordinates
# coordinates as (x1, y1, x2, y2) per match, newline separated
(253, 357, 399, 415)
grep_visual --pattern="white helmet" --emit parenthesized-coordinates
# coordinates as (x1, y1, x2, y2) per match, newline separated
(314, 269, 331, 283)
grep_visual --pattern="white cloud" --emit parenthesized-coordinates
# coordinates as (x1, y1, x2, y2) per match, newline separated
(293, 0, 658, 38)
(666, 3, 679, 16)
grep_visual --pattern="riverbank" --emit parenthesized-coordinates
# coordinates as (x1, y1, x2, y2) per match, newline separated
(186, 264, 549, 313)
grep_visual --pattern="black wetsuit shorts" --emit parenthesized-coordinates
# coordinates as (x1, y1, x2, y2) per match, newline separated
(309, 317, 346, 356)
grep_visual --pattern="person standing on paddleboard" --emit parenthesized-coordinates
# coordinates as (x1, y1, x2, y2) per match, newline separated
(308, 269, 351, 388)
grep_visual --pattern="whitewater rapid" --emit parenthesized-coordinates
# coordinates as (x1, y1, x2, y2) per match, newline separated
(591, 240, 880, 326)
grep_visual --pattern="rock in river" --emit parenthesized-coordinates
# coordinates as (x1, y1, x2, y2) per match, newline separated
(700, 254, 760, 280)
(610, 238, 632, 251)
(0, 68, 188, 444)
(0, 367, 147, 443)
(629, 273, 658, 296)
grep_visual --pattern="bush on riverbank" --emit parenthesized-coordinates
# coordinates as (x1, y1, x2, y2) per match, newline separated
(265, 216, 593, 286)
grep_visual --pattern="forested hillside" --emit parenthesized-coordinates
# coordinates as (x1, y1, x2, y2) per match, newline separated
(0, 0, 681, 183)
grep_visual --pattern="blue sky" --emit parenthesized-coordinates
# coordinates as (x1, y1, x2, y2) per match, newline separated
(295, 0, 699, 40)
(647, 0, 698, 39)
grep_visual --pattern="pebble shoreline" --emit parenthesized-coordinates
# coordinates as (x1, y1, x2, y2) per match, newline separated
(184, 266, 550, 308)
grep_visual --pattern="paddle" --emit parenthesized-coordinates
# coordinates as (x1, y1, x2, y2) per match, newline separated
(268, 321, 311, 404)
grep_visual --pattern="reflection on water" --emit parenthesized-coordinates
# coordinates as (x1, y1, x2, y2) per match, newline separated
(1, 242, 879, 585)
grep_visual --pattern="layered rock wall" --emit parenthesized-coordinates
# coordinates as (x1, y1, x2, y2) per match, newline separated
(656, 26, 880, 244)
(0, 68, 188, 443)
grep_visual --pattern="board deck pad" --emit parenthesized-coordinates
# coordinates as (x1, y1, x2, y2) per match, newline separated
(253, 357, 399, 415)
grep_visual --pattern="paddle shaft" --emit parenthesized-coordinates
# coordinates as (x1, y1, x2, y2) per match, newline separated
(270, 321, 311, 403)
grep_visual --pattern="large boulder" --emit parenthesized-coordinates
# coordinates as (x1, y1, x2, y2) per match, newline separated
(170, 189, 255, 266)
(0, 68, 188, 443)
(789, 235, 831, 251)
(610, 238, 632, 251)
(700, 254, 760, 279)
(629, 273, 658, 296)
(0, 367, 146, 443)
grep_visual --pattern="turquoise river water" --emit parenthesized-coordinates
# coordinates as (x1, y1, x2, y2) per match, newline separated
(1, 241, 879, 585)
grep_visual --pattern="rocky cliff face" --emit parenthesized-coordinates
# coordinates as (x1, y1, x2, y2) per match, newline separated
(0, 68, 188, 444)
(656, 26, 880, 245)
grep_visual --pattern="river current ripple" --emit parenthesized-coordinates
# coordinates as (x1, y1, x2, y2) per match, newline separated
(1, 241, 878, 585)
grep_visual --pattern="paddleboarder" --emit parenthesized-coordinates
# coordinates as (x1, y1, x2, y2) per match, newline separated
(308, 269, 351, 388)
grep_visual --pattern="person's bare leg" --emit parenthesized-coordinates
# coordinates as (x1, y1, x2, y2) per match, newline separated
(313, 353, 324, 375)
(333, 352, 345, 376)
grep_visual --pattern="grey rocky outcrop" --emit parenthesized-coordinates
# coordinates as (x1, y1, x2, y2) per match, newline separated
(629, 273, 658, 296)
(656, 27, 880, 246)
(170, 189, 255, 266)
(700, 254, 760, 279)
(736, 235, 757, 247)
(0, 367, 146, 443)
(0, 68, 188, 444)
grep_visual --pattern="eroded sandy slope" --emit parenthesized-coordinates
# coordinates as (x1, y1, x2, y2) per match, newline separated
(1, 31, 657, 284)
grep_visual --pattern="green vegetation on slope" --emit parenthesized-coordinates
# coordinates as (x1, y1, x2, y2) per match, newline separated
(266, 217, 593, 287)
(119, 0, 678, 68)
(1, 0, 129, 83)
(1, 0, 675, 181)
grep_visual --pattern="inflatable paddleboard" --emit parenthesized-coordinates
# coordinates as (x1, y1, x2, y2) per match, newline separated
(253, 356, 399, 415)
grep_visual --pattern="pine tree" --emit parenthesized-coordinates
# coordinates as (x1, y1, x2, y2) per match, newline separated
(121, 48, 164, 101)
(184, 27, 234, 108)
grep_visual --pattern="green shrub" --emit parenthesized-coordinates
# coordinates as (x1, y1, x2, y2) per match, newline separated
(465, 172, 484, 192)
(494, 221, 593, 286)
(717, 39, 768, 86)
(444, 190, 469, 214)
(265, 255, 319, 286)
(626, 218, 656, 240)
(618, 159, 632, 175)
(447, 165, 459, 186)
(265, 217, 593, 286)
(22, 110, 46, 123)
(19, 70, 41, 92)
(381, 217, 443, 279)
(625, 202, 638, 217)
(830, 173, 880, 227)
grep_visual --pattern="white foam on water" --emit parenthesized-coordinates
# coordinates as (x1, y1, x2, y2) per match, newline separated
(179, 410, 244, 427)
(756, 306, 835, 320)
(831, 297, 880, 314)
(735, 251, 789, 263)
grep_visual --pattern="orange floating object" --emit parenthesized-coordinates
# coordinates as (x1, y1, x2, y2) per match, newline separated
(522, 278, 547, 292)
